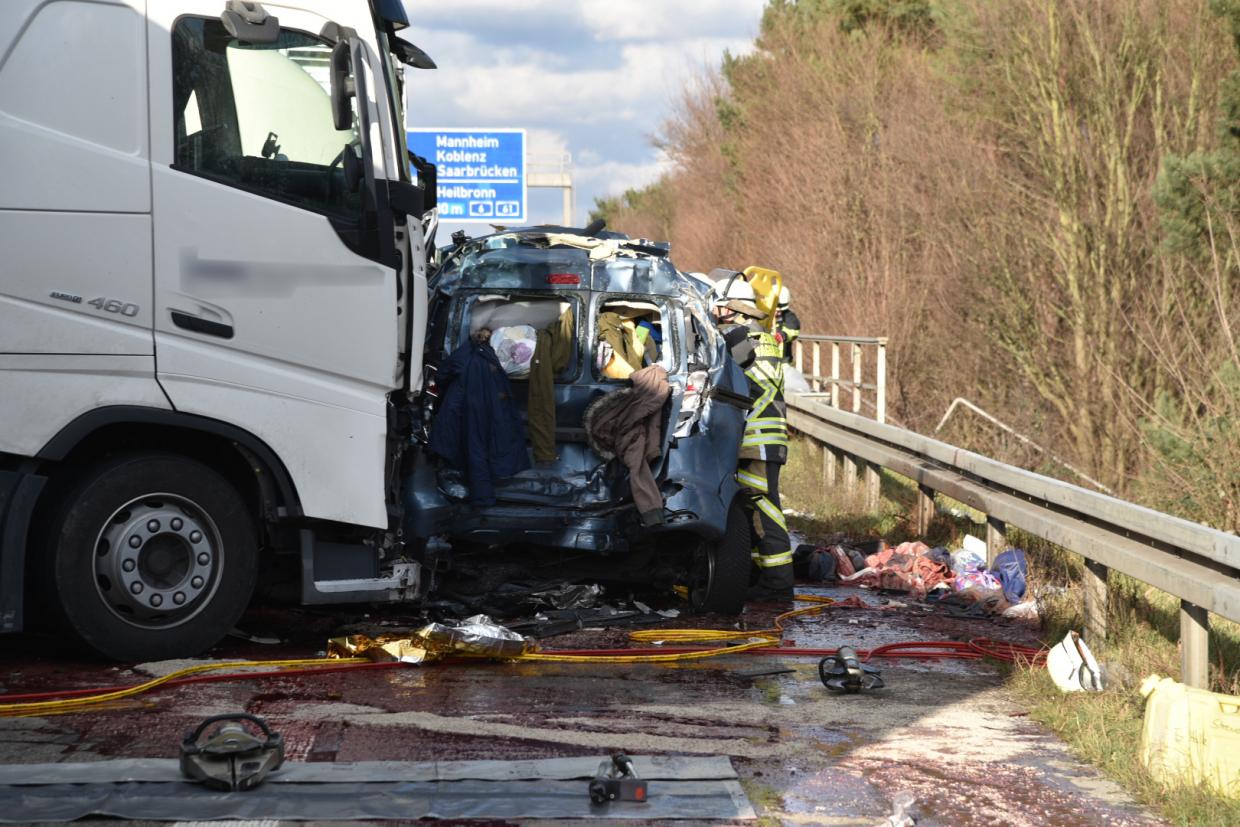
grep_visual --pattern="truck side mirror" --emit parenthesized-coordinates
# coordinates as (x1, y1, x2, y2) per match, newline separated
(343, 146, 363, 194)
(329, 40, 355, 130)
(409, 153, 437, 211)
(392, 37, 436, 69)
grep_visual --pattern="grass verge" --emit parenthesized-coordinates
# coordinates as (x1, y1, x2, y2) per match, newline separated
(1010, 580, 1240, 826)
(780, 437, 1240, 825)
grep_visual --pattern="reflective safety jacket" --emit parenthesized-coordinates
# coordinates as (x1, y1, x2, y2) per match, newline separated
(778, 308, 801, 364)
(722, 322, 788, 464)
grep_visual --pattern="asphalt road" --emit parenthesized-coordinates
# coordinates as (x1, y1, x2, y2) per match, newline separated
(0, 585, 1161, 826)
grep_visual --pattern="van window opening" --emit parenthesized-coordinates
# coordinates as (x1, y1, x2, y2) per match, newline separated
(460, 294, 579, 383)
(595, 297, 672, 381)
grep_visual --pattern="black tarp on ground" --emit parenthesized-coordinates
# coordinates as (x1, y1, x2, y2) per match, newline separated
(0, 755, 755, 822)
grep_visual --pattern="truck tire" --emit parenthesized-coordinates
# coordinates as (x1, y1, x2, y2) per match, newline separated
(44, 453, 258, 661)
(688, 496, 751, 615)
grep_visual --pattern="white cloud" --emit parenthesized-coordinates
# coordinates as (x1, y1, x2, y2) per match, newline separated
(574, 154, 672, 197)
(411, 35, 752, 125)
(405, 1, 766, 42)
(399, 0, 765, 226)
(576, 0, 768, 42)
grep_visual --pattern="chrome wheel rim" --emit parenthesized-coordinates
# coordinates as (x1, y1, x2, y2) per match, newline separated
(92, 493, 224, 629)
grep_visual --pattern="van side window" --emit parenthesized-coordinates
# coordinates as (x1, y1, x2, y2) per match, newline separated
(596, 299, 668, 381)
(171, 17, 361, 217)
(463, 296, 579, 382)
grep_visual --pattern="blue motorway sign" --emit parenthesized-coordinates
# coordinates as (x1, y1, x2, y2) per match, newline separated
(407, 128, 526, 223)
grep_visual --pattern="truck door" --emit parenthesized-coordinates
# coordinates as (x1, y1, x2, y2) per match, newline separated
(146, 3, 405, 529)
(0, 0, 170, 458)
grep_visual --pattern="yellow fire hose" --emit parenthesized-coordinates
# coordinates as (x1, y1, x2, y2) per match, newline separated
(521, 594, 835, 663)
(0, 658, 367, 717)
(0, 596, 838, 716)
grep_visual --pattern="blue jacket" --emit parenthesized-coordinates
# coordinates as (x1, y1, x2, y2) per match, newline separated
(429, 340, 530, 505)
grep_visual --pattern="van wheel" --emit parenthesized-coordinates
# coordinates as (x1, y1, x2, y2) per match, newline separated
(688, 497, 750, 615)
(45, 454, 258, 662)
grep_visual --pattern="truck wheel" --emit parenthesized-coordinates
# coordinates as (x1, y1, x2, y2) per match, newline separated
(45, 453, 258, 661)
(688, 496, 751, 615)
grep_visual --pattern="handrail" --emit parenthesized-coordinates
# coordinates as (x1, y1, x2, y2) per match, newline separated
(786, 392, 1240, 688)
(935, 397, 1114, 494)
(797, 334, 888, 345)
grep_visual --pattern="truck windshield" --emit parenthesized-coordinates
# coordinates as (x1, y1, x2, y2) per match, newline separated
(172, 17, 362, 216)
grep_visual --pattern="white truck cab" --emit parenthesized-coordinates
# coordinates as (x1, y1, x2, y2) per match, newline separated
(0, 0, 436, 660)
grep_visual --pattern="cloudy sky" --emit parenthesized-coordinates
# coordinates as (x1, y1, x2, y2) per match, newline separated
(399, 0, 767, 236)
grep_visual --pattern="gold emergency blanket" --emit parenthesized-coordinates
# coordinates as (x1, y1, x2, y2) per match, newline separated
(328, 614, 533, 664)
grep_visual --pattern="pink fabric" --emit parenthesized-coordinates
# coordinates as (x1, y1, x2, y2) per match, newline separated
(829, 546, 856, 578)
(848, 541, 948, 598)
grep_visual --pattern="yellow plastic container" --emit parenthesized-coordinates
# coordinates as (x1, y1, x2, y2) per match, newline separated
(1139, 674, 1240, 797)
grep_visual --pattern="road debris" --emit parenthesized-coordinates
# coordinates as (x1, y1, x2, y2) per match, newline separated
(589, 753, 648, 804)
(818, 646, 885, 693)
(179, 713, 284, 792)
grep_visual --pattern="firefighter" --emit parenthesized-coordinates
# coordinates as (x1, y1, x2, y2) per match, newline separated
(777, 286, 801, 364)
(709, 272, 794, 602)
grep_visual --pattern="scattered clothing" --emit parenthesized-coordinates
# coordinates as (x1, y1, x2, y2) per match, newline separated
(991, 548, 1029, 603)
(842, 541, 952, 599)
(954, 568, 1003, 593)
(793, 543, 864, 581)
(528, 307, 575, 462)
(793, 543, 838, 581)
(583, 364, 671, 526)
(923, 546, 952, 571)
(597, 311, 647, 379)
(635, 318, 662, 365)
(951, 548, 987, 575)
(429, 337, 530, 505)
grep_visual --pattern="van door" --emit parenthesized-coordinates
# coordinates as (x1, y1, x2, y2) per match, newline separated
(147, 3, 402, 528)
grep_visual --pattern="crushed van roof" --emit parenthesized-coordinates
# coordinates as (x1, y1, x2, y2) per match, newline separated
(431, 228, 689, 297)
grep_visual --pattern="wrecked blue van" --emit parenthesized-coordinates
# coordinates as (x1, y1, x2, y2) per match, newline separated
(404, 227, 754, 612)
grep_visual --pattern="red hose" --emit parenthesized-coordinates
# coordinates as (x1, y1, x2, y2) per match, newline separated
(0, 638, 1044, 705)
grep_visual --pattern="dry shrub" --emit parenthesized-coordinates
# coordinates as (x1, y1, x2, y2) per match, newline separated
(603, 0, 1237, 509)
(636, 12, 1004, 429)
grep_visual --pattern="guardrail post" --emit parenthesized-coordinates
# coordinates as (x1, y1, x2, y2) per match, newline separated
(1179, 601, 1209, 689)
(864, 462, 881, 511)
(875, 341, 887, 424)
(842, 453, 860, 491)
(812, 342, 822, 393)
(822, 442, 837, 486)
(915, 484, 935, 536)
(851, 344, 862, 414)
(794, 340, 803, 375)
(1083, 561, 1108, 644)
(830, 343, 841, 409)
(985, 516, 1006, 567)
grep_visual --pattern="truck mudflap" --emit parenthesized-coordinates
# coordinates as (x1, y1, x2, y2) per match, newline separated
(0, 470, 46, 634)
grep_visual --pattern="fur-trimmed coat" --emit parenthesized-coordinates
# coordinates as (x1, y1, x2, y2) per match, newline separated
(582, 365, 670, 524)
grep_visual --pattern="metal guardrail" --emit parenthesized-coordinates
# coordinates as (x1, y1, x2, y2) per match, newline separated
(785, 391, 1240, 689)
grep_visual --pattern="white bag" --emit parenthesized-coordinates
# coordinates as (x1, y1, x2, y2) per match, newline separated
(490, 325, 537, 377)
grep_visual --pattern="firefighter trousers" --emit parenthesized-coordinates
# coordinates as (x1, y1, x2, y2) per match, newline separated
(736, 459, 794, 590)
